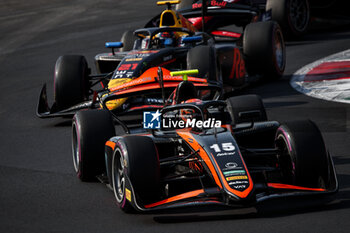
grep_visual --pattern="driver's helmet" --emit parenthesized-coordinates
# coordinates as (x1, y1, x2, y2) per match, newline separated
(182, 98, 202, 105)
(154, 31, 178, 48)
(180, 98, 203, 123)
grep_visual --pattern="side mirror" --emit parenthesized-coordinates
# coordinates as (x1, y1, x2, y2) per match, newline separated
(181, 36, 202, 44)
(105, 42, 123, 48)
(170, 69, 199, 81)
(105, 42, 123, 55)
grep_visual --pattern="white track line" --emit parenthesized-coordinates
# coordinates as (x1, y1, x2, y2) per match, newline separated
(290, 49, 350, 104)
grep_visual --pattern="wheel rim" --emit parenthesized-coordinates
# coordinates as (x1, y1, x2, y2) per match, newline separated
(289, 0, 309, 32)
(72, 123, 80, 174)
(274, 30, 285, 71)
(112, 149, 125, 203)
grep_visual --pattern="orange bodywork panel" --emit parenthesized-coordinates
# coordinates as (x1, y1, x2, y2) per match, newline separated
(144, 189, 205, 208)
(177, 130, 254, 199)
(105, 141, 116, 150)
(109, 67, 208, 93)
(177, 130, 223, 189)
(111, 82, 209, 97)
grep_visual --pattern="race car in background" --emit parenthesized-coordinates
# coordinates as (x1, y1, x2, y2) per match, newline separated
(37, 0, 285, 118)
(72, 69, 338, 212)
(174, 0, 348, 38)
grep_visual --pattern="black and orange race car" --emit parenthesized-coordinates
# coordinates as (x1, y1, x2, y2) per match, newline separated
(37, 0, 285, 118)
(72, 69, 337, 212)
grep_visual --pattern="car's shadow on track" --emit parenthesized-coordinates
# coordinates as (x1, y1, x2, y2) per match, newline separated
(153, 173, 350, 223)
(54, 119, 72, 127)
(152, 195, 349, 223)
(231, 76, 301, 99)
(286, 22, 350, 46)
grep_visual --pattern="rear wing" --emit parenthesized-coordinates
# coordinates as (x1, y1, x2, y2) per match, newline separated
(179, 0, 259, 29)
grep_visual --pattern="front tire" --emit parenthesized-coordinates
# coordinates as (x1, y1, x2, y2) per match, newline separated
(243, 21, 286, 80)
(54, 55, 89, 111)
(112, 136, 161, 212)
(72, 109, 115, 181)
(275, 120, 329, 188)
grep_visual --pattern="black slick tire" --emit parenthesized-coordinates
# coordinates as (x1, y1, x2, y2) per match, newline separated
(112, 136, 160, 212)
(266, 0, 310, 38)
(54, 55, 89, 111)
(175, 0, 196, 10)
(187, 45, 218, 81)
(120, 30, 137, 52)
(72, 109, 115, 182)
(226, 95, 267, 125)
(243, 21, 286, 80)
(275, 120, 329, 188)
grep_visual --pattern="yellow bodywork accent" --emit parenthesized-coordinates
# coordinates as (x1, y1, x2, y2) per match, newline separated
(159, 9, 198, 33)
(170, 69, 199, 81)
(160, 10, 182, 28)
(157, 1, 181, 6)
(101, 78, 132, 110)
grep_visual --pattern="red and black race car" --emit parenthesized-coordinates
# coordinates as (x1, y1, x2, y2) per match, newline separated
(37, 1, 285, 118)
(174, 0, 348, 38)
(157, 0, 311, 38)
(72, 69, 338, 212)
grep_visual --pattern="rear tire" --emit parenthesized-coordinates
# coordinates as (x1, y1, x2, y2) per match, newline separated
(112, 136, 161, 212)
(243, 21, 286, 80)
(275, 120, 329, 188)
(187, 45, 218, 81)
(266, 0, 310, 38)
(72, 110, 115, 181)
(175, 0, 196, 10)
(226, 95, 267, 125)
(54, 55, 89, 111)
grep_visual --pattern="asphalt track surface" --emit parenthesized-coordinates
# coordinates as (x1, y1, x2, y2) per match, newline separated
(1, 1, 350, 232)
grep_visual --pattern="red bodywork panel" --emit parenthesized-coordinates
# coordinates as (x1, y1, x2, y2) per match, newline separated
(211, 30, 241, 38)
